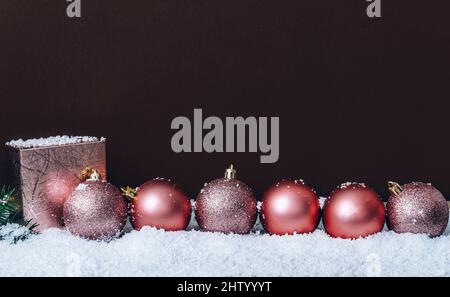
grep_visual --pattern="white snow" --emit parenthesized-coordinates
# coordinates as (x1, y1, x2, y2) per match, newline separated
(338, 181, 366, 189)
(76, 183, 88, 191)
(1, 211, 449, 277)
(6, 136, 105, 149)
(319, 197, 326, 208)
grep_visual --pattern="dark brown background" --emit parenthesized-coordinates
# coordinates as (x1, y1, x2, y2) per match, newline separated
(1, 0, 449, 200)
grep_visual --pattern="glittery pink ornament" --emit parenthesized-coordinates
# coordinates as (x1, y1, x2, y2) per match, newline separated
(387, 181, 449, 237)
(63, 168, 127, 240)
(195, 165, 257, 234)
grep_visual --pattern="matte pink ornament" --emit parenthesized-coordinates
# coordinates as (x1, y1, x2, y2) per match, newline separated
(127, 179, 191, 231)
(323, 182, 385, 239)
(260, 180, 320, 235)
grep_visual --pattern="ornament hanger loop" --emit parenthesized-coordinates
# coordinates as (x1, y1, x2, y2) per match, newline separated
(388, 181, 403, 195)
(121, 186, 138, 201)
(81, 167, 101, 181)
(224, 164, 236, 179)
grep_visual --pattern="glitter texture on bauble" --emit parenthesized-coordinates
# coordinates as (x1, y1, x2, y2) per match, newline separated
(195, 165, 257, 234)
(387, 181, 449, 237)
(63, 168, 127, 240)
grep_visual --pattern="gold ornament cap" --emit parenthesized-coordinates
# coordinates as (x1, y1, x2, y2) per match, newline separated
(388, 181, 403, 195)
(121, 186, 138, 201)
(81, 167, 101, 181)
(224, 164, 236, 179)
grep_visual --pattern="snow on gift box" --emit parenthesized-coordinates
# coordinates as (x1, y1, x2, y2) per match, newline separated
(6, 136, 107, 231)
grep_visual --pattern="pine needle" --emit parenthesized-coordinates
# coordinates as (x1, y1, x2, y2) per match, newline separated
(0, 186, 18, 225)
(0, 186, 38, 243)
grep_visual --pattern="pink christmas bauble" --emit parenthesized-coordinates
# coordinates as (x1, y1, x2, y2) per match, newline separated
(323, 182, 385, 239)
(195, 165, 257, 234)
(387, 182, 449, 237)
(130, 179, 191, 231)
(260, 180, 320, 235)
(63, 178, 127, 240)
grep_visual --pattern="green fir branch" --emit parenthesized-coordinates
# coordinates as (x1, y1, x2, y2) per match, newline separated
(0, 186, 19, 225)
(0, 186, 38, 243)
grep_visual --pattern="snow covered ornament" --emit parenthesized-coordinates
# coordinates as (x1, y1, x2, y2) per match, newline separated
(63, 168, 127, 240)
(195, 165, 257, 234)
